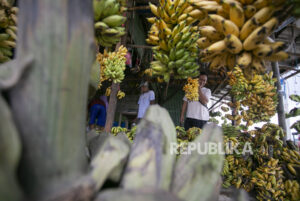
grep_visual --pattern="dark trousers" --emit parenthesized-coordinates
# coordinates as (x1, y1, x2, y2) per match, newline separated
(184, 118, 207, 130)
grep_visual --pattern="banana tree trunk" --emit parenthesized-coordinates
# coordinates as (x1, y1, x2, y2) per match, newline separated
(9, 0, 95, 199)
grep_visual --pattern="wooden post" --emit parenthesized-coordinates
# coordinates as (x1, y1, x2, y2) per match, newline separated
(104, 0, 130, 132)
(272, 62, 287, 143)
(9, 0, 95, 199)
(105, 82, 119, 132)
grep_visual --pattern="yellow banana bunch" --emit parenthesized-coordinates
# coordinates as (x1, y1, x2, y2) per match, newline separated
(228, 67, 277, 124)
(147, 0, 205, 82)
(126, 125, 136, 142)
(183, 77, 199, 101)
(117, 90, 125, 99)
(251, 158, 285, 201)
(221, 122, 300, 201)
(94, 0, 127, 47)
(285, 180, 300, 201)
(111, 126, 127, 136)
(0, 1, 18, 63)
(195, 0, 288, 76)
(97, 45, 127, 86)
(105, 86, 111, 96)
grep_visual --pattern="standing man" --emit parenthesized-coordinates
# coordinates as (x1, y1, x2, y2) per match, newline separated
(137, 81, 155, 121)
(180, 72, 211, 130)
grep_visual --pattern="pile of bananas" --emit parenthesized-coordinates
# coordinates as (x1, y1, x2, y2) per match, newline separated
(97, 45, 127, 86)
(286, 94, 300, 134)
(94, 0, 127, 47)
(0, 0, 17, 63)
(111, 126, 127, 136)
(147, 0, 204, 82)
(221, 122, 300, 201)
(227, 66, 277, 125)
(251, 158, 285, 201)
(126, 125, 136, 142)
(183, 77, 199, 101)
(109, 125, 136, 142)
(176, 126, 202, 142)
(285, 180, 300, 201)
(194, 0, 288, 75)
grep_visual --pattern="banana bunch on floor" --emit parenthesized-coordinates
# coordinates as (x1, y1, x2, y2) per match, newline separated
(96, 45, 127, 85)
(94, 0, 127, 47)
(0, 0, 18, 63)
(126, 125, 136, 142)
(147, 0, 205, 82)
(227, 66, 277, 125)
(194, 0, 288, 75)
(221, 128, 254, 192)
(111, 126, 128, 136)
(221, 122, 300, 200)
(285, 180, 300, 201)
(251, 158, 285, 201)
(183, 77, 199, 101)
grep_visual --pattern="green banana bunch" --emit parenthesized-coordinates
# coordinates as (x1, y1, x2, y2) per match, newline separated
(94, 0, 127, 47)
(97, 45, 127, 84)
(0, 1, 18, 63)
(147, 0, 203, 82)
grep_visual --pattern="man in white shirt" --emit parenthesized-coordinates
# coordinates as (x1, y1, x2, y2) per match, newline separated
(137, 81, 155, 121)
(180, 72, 211, 130)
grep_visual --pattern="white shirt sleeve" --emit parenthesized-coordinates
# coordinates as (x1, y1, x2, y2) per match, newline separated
(183, 96, 187, 101)
(204, 88, 211, 103)
(149, 90, 155, 101)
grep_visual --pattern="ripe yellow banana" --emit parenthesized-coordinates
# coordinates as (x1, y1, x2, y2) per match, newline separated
(201, 40, 226, 56)
(264, 51, 289, 61)
(197, 37, 213, 49)
(224, 34, 242, 54)
(208, 14, 225, 33)
(237, 51, 252, 68)
(229, 3, 245, 28)
(244, 5, 256, 19)
(198, 26, 223, 41)
(243, 18, 279, 51)
(222, 19, 239, 37)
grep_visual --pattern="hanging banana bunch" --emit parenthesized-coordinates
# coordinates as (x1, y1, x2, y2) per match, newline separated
(0, 0, 18, 63)
(117, 89, 125, 99)
(227, 66, 277, 125)
(97, 45, 127, 86)
(192, 0, 288, 76)
(146, 0, 206, 82)
(94, 0, 127, 47)
(183, 77, 199, 101)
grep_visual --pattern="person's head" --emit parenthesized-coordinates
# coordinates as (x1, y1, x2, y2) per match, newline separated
(199, 72, 208, 88)
(140, 81, 149, 93)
